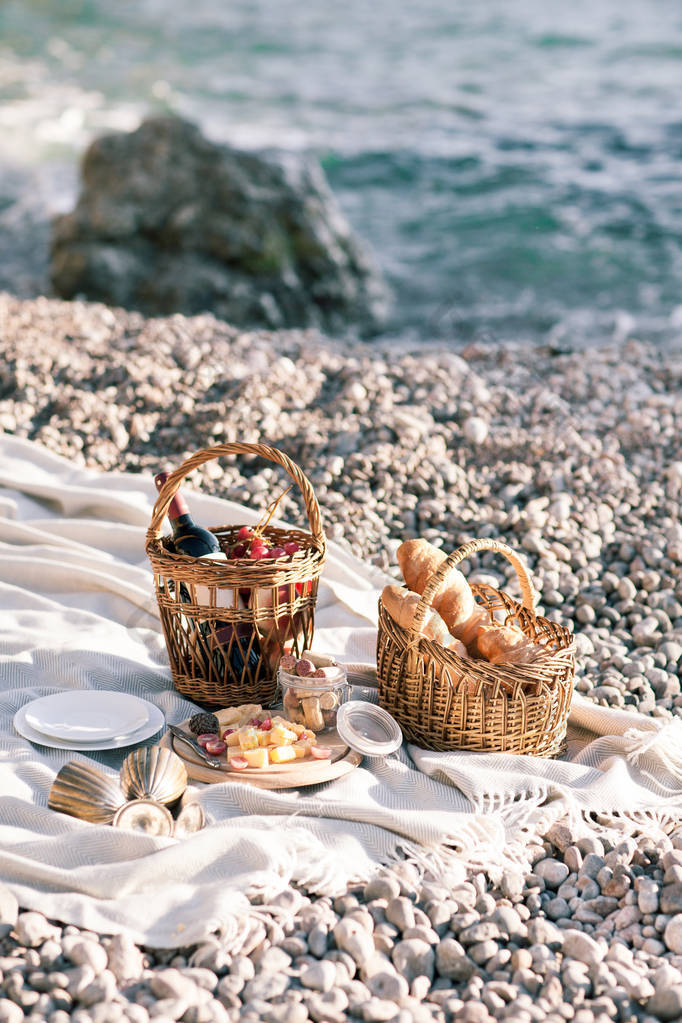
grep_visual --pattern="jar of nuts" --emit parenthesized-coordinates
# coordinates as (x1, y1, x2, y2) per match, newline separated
(278, 655, 350, 733)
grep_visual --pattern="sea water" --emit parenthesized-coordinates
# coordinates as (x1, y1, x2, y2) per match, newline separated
(1, 0, 681, 346)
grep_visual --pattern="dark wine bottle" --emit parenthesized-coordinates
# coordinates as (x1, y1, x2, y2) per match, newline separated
(154, 471, 221, 557)
(204, 625, 263, 684)
(154, 471, 262, 686)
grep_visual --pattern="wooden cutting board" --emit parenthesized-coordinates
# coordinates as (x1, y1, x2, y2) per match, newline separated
(160, 720, 362, 789)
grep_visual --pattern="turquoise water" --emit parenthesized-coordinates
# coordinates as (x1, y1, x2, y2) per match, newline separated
(1, 0, 682, 343)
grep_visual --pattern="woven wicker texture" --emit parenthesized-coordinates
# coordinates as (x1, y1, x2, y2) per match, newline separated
(146, 443, 326, 708)
(377, 538, 574, 755)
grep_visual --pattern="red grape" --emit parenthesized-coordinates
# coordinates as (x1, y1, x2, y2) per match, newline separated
(229, 756, 249, 770)
(268, 546, 287, 559)
(230, 542, 248, 558)
(310, 745, 332, 760)
(237, 526, 254, 541)
(283, 541, 300, 556)
(250, 545, 270, 560)
(260, 717, 272, 730)
(205, 738, 227, 755)
(197, 733, 219, 747)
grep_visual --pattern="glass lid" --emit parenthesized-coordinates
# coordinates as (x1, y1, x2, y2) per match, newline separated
(336, 701, 403, 757)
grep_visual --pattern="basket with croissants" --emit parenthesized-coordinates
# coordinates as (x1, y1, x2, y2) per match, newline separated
(376, 537, 575, 756)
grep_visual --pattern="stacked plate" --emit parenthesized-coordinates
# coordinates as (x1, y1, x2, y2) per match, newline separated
(14, 691, 165, 751)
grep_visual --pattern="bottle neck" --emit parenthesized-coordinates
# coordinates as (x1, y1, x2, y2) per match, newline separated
(168, 511, 194, 538)
(155, 471, 191, 528)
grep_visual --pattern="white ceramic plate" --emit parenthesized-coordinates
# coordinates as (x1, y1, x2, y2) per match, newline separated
(24, 691, 151, 741)
(14, 701, 165, 751)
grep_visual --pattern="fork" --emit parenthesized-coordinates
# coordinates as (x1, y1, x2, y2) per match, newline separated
(168, 725, 223, 769)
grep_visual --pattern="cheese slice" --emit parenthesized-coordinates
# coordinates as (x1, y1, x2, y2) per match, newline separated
(243, 747, 269, 769)
(270, 745, 297, 764)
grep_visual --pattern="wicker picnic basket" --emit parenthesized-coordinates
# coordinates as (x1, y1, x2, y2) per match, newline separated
(377, 538, 575, 756)
(146, 442, 326, 709)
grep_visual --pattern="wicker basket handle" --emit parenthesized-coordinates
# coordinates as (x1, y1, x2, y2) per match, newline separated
(412, 538, 537, 632)
(147, 442, 326, 552)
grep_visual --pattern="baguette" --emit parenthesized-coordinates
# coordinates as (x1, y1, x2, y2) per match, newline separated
(476, 624, 537, 665)
(396, 538, 483, 644)
(380, 584, 467, 656)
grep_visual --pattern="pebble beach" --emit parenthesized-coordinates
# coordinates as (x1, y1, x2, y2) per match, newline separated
(1, 290, 682, 1023)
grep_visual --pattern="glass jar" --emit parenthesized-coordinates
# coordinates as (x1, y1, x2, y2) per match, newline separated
(278, 664, 349, 733)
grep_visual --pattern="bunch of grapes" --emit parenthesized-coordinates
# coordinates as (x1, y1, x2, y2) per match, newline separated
(228, 525, 300, 562)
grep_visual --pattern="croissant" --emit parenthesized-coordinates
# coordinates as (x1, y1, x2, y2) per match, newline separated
(476, 624, 537, 665)
(381, 585, 467, 656)
(396, 539, 483, 644)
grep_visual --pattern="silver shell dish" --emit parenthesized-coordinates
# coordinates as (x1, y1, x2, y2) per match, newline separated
(173, 801, 205, 838)
(112, 799, 175, 836)
(120, 746, 188, 805)
(48, 761, 126, 824)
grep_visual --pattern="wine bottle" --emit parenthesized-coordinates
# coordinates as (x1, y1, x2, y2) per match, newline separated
(154, 471, 221, 557)
(154, 471, 262, 685)
(204, 625, 263, 684)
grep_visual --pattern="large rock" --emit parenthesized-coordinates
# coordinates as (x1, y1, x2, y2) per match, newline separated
(50, 115, 388, 335)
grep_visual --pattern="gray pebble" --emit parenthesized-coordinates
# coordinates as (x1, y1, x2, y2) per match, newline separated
(647, 985, 682, 1021)
(364, 877, 401, 902)
(0, 1000, 23, 1023)
(150, 968, 205, 1003)
(307, 924, 328, 959)
(64, 965, 96, 998)
(306, 988, 348, 1023)
(189, 941, 230, 975)
(13, 912, 59, 948)
(300, 960, 337, 993)
(333, 917, 375, 964)
(385, 897, 416, 932)
(122, 1006, 151, 1023)
(261, 1003, 308, 1023)
(561, 930, 606, 966)
(146, 997, 187, 1020)
(367, 970, 409, 1003)
(535, 859, 570, 889)
(664, 914, 682, 953)
(62, 937, 109, 974)
(229, 956, 255, 982)
(242, 971, 289, 1002)
(253, 947, 291, 973)
(345, 979, 373, 1013)
(78, 969, 119, 1007)
(391, 939, 434, 984)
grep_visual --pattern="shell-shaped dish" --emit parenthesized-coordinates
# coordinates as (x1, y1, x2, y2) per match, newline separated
(112, 799, 174, 836)
(120, 746, 188, 805)
(173, 801, 206, 839)
(48, 760, 126, 824)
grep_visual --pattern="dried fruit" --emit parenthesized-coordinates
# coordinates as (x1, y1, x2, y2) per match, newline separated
(188, 712, 220, 735)
(279, 653, 297, 672)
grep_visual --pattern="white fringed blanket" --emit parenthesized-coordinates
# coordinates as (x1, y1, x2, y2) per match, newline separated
(1, 434, 681, 948)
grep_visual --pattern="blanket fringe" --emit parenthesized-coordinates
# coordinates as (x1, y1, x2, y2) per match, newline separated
(624, 718, 682, 787)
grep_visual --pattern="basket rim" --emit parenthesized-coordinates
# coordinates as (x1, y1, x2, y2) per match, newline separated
(377, 589, 575, 695)
(146, 522, 326, 581)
